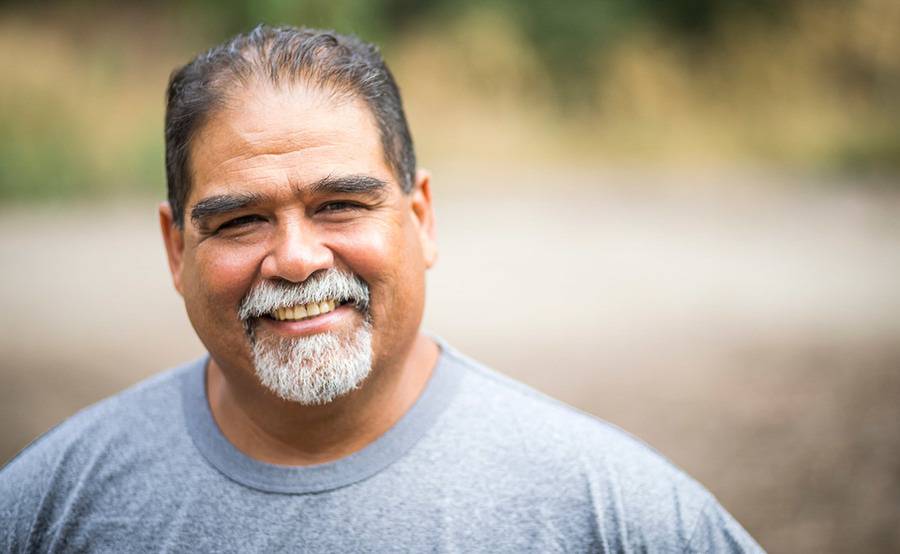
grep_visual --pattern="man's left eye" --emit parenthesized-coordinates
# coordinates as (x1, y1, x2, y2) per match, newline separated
(319, 201, 362, 213)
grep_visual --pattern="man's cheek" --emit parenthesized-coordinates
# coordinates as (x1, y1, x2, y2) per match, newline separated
(333, 231, 390, 273)
(197, 249, 261, 297)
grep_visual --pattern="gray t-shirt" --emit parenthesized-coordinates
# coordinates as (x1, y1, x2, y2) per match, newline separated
(1, 342, 763, 552)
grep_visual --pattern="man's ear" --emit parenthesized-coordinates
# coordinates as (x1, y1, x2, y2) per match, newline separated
(410, 169, 438, 269)
(159, 202, 186, 296)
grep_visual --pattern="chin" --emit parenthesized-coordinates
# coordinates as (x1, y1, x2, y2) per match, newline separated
(250, 322, 374, 405)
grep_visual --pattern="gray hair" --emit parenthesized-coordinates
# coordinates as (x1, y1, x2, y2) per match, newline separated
(164, 24, 416, 228)
(238, 269, 370, 321)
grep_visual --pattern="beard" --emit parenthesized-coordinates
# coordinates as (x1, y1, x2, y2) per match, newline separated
(250, 322, 373, 405)
(238, 270, 373, 405)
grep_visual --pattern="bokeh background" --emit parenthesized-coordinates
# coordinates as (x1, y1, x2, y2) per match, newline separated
(2, 1, 899, 551)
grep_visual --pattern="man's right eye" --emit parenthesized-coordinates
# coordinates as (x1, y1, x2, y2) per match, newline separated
(217, 215, 264, 231)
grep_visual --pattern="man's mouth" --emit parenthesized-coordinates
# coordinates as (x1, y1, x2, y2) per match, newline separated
(268, 300, 343, 321)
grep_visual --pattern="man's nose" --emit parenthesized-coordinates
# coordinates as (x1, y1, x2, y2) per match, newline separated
(260, 218, 333, 283)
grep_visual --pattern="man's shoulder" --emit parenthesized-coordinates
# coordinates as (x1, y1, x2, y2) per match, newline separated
(5, 359, 198, 466)
(0, 359, 205, 551)
(435, 344, 763, 552)
(443, 344, 675, 466)
(0, 359, 200, 495)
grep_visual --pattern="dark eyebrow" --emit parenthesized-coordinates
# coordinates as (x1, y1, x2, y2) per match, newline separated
(307, 174, 389, 196)
(190, 192, 264, 226)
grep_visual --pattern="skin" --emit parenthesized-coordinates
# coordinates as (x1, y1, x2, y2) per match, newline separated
(159, 82, 439, 465)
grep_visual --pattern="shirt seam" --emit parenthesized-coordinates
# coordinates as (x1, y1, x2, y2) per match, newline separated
(183, 347, 463, 495)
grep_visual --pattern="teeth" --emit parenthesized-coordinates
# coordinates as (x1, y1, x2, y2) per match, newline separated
(270, 300, 341, 321)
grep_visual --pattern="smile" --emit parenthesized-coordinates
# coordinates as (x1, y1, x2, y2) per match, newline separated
(270, 300, 341, 321)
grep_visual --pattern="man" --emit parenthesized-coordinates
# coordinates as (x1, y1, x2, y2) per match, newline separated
(1, 25, 763, 552)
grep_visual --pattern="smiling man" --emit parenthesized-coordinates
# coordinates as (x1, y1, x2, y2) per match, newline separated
(161, 68, 439, 467)
(1, 26, 763, 552)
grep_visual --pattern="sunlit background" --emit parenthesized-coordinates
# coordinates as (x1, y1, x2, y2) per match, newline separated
(1, 1, 899, 552)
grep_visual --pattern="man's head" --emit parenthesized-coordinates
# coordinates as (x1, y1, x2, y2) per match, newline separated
(164, 24, 417, 229)
(159, 25, 437, 406)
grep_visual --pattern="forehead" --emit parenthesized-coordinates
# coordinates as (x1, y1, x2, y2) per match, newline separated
(188, 83, 391, 200)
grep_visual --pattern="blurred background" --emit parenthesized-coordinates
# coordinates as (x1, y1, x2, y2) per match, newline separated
(1, 1, 898, 551)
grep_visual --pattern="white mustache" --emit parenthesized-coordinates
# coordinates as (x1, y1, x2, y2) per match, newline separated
(238, 269, 370, 320)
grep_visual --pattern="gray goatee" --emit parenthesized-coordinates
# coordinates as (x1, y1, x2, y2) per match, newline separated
(238, 269, 373, 405)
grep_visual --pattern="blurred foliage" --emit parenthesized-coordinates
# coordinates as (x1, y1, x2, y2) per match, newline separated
(166, 0, 790, 103)
(0, 0, 898, 202)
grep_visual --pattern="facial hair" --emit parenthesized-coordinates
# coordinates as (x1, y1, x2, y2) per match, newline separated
(238, 270, 373, 405)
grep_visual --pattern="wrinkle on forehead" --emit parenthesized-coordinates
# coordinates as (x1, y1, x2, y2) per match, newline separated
(193, 87, 366, 156)
(186, 83, 390, 199)
(221, 79, 369, 141)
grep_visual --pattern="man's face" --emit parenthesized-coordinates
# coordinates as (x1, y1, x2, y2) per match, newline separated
(160, 83, 436, 402)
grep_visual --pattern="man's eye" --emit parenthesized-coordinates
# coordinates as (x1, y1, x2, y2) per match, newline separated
(319, 201, 362, 213)
(217, 215, 264, 231)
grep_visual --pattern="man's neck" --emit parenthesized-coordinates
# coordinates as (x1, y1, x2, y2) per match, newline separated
(206, 333, 439, 466)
